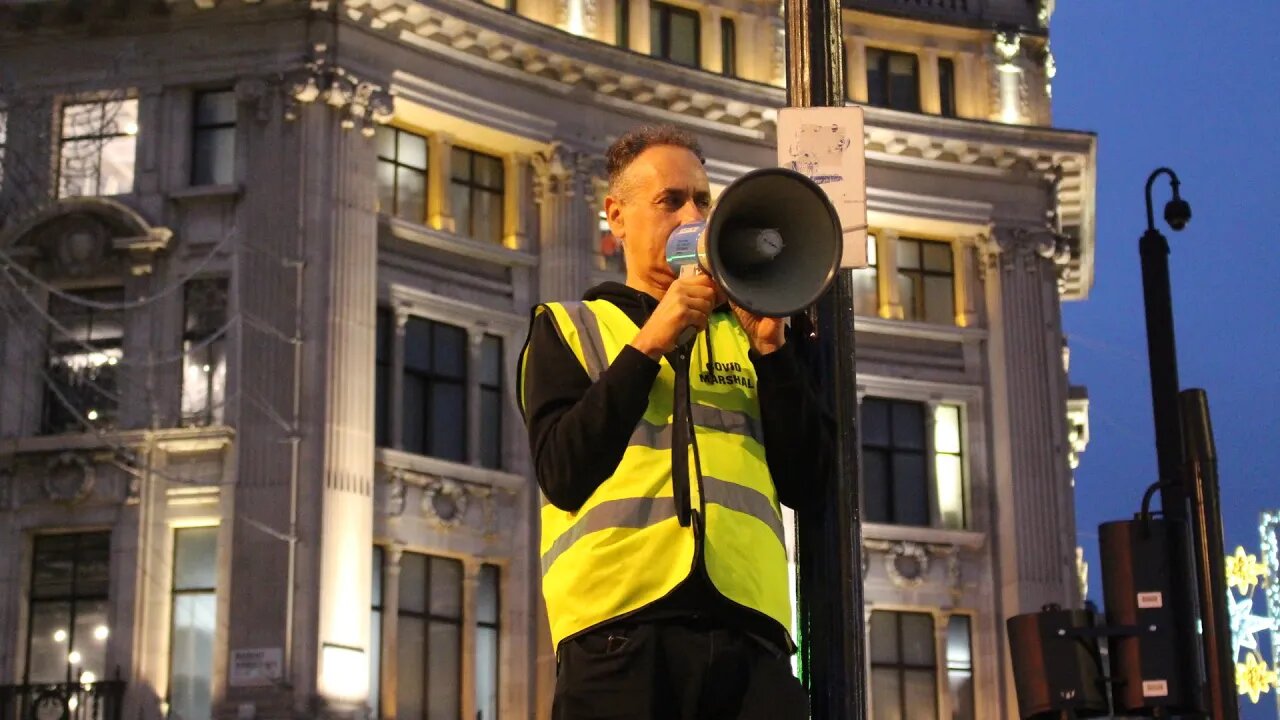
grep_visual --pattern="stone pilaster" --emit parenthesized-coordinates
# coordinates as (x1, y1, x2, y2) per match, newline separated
(460, 559, 481, 720)
(920, 48, 942, 115)
(701, 7, 723, 73)
(954, 238, 981, 327)
(876, 230, 903, 319)
(934, 610, 953, 720)
(532, 143, 594, 303)
(982, 226, 1077, 621)
(428, 132, 456, 234)
(378, 543, 403, 720)
(503, 154, 530, 251)
(628, 0, 651, 54)
(846, 35, 868, 103)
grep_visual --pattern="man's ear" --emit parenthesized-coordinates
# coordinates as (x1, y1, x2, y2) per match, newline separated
(604, 193, 625, 240)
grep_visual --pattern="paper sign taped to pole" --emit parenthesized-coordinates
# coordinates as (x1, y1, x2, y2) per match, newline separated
(776, 106, 868, 269)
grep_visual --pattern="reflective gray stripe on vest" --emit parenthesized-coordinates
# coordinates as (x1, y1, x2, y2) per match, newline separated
(540, 496, 678, 575)
(561, 302, 608, 382)
(629, 406, 764, 450)
(702, 476, 786, 549)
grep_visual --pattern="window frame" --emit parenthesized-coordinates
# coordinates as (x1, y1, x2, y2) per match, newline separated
(370, 546, 385, 720)
(478, 334, 505, 470)
(401, 315, 469, 463)
(720, 16, 736, 76)
(376, 126, 430, 225)
(191, 89, 237, 186)
(42, 287, 125, 435)
(865, 47, 921, 113)
(57, 96, 139, 198)
(474, 563, 501, 720)
(938, 56, 957, 118)
(181, 277, 229, 428)
(946, 613, 976, 720)
(861, 396, 930, 527)
(896, 237, 955, 325)
(24, 531, 112, 685)
(168, 526, 219, 720)
(870, 610, 938, 720)
(396, 552, 464, 720)
(375, 307, 393, 448)
(649, 1, 701, 68)
(449, 146, 506, 245)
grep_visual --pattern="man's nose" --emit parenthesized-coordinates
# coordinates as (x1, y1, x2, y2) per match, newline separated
(676, 199, 706, 224)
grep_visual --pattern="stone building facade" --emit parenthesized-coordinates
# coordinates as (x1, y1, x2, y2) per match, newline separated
(0, 0, 1094, 718)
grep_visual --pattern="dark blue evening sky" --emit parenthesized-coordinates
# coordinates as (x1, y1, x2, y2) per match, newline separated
(1052, 3, 1280, 717)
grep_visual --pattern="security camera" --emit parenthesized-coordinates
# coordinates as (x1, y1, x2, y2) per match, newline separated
(1164, 197, 1192, 231)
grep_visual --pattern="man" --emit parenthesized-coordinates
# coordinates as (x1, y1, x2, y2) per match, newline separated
(519, 124, 830, 719)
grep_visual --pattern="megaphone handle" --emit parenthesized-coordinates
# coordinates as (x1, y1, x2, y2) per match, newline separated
(675, 263, 702, 347)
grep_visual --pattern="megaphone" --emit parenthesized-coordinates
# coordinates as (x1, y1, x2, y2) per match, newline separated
(665, 167, 843, 318)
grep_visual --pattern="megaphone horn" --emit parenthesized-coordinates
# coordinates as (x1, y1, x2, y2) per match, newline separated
(665, 167, 843, 318)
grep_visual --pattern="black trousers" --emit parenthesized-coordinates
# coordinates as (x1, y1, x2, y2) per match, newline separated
(552, 620, 811, 720)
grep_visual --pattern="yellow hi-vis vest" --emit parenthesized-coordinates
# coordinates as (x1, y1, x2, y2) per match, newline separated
(518, 299, 792, 650)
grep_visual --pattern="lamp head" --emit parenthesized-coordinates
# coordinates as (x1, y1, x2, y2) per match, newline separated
(1164, 196, 1192, 231)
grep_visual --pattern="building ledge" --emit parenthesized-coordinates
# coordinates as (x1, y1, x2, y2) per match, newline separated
(0, 426, 234, 457)
(855, 315, 987, 342)
(382, 216, 538, 269)
(168, 183, 243, 202)
(376, 447, 525, 493)
(863, 522, 986, 550)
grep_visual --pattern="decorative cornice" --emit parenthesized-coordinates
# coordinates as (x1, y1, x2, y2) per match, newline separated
(281, 42, 395, 135)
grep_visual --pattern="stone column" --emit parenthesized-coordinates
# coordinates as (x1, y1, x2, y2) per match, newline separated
(629, 0, 651, 54)
(876, 230, 903, 319)
(955, 52, 979, 119)
(982, 225, 1078, 635)
(925, 399, 939, 526)
(847, 35, 868, 103)
(954, 239, 980, 327)
(532, 144, 594, 303)
(428, 132, 456, 233)
(701, 7, 723, 73)
(920, 48, 942, 115)
(378, 543, 403, 720)
(460, 559, 481, 720)
(466, 327, 484, 466)
(503, 154, 530, 251)
(934, 610, 953, 720)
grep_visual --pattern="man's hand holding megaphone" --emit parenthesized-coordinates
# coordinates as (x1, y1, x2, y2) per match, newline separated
(627, 273, 717, 361)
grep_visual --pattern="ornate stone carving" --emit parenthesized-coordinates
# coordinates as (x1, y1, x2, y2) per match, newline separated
(282, 43, 395, 136)
(421, 478, 470, 529)
(385, 469, 407, 517)
(885, 542, 929, 589)
(531, 142, 581, 204)
(43, 452, 95, 505)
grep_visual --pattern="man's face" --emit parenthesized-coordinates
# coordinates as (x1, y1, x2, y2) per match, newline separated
(605, 145, 712, 296)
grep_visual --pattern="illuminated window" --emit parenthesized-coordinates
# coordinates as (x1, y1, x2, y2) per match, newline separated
(850, 234, 878, 316)
(870, 611, 937, 720)
(896, 237, 954, 325)
(181, 278, 228, 427)
(43, 288, 123, 434)
(192, 90, 236, 186)
(866, 48, 919, 113)
(475, 564, 500, 720)
(947, 615, 976, 720)
(169, 527, 218, 720)
(938, 57, 957, 118)
(58, 98, 138, 198)
(649, 2, 700, 68)
(451, 147, 505, 245)
(376, 126, 429, 224)
(25, 532, 111, 684)
(720, 17, 736, 76)
(479, 335, 504, 470)
(861, 397, 966, 529)
(397, 553, 463, 720)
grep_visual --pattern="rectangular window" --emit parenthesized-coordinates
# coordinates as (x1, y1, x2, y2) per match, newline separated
(862, 397, 966, 529)
(896, 237, 955, 325)
(479, 334, 504, 470)
(475, 564, 500, 720)
(720, 17, 736, 76)
(397, 553, 463, 720)
(370, 546, 384, 720)
(616, 0, 630, 48)
(376, 126, 429, 224)
(946, 615, 975, 720)
(870, 611, 937, 720)
(450, 147, 505, 245)
(181, 278, 229, 428)
(649, 1, 700, 68)
(192, 90, 236, 186)
(865, 48, 920, 113)
(402, 317, 468, 463)
(938, 57, 957, 118)
(170, 527, 218, 720)
(375, 307, 393, 447)
(25, 532, 111, 684)
(58, 97, 138, 198)
(43, 288, 124, 435)
(851, 233, 878, 316)
(861, 397, 928, 527)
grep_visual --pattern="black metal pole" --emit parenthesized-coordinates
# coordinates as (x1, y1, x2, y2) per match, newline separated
(783, 0, 866, 718)
(1181, 389, 1239, 720)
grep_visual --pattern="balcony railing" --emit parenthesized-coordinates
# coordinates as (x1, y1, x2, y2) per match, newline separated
(0, 680, 125, 720)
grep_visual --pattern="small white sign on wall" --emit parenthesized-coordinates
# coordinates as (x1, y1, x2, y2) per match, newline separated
(230, 647, 283, 687)
(776, 106, 868, 269)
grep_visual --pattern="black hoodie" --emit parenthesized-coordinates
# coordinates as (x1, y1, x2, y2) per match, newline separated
(520, 281, 832, 651)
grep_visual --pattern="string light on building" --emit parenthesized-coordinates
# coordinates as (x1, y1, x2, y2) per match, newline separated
(1237, 652, 1279, 705)
(1227, 545, 1268, 594)
(1225, 536, 1280, 710)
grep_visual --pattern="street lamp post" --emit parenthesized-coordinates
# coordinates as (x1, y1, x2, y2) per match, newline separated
(1138, 168, 1237, 719)
(782, 0, 867, 718)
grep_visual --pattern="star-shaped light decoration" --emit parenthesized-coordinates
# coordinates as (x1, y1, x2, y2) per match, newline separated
(1235, 652, 1279, 704)
(1226, 546, 1268, 595)
(1230, 595, 1275, 659)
